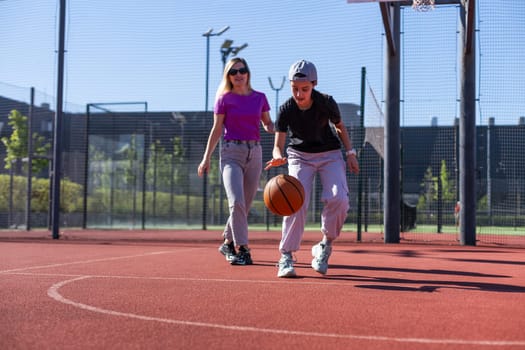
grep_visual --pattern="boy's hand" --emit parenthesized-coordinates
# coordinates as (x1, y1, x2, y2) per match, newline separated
(264, 158, 287, 170)
(346, 155, 359, 174)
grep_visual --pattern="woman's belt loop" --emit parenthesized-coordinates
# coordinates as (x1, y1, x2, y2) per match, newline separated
(225, 140, 260, 146)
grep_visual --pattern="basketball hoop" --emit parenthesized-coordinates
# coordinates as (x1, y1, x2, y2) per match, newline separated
(412, 0, 435, 12)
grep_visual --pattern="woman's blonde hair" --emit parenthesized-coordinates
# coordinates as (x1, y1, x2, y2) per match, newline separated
(215, 57, 252, 101)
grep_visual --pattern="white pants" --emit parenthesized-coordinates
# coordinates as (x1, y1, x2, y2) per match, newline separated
(220, 141, 262, 246)
(279, 148, 349, 254)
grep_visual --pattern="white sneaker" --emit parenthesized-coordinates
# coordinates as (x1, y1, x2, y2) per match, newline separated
(277, 253, 296, 278)
(311, 242, 332, 275)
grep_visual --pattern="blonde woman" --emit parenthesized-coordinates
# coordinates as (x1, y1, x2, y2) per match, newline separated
(198, 57, 274, 265)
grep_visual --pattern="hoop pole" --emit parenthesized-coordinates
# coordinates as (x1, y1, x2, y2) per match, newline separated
(459, 0, 477, 245)
(26, 87, 34, 231)
(383, 2, 401, 244)
(51, 0, 66, 240)
(357, 67, 366, 242)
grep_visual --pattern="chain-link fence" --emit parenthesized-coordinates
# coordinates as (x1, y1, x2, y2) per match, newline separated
(1, 1, 524, 245)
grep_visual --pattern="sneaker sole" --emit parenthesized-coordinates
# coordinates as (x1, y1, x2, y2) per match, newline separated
(312, 256, 328, 274)
(230, 256, 253, 265)
(311, 262, 328, 275)
(231, 260, 253, 266)
(278, 270, 297, 278)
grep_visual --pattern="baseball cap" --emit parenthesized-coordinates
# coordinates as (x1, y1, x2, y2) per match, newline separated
(288, 60, 317, 82)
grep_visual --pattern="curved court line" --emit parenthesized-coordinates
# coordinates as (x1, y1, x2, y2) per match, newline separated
(48, 276, 525, 347)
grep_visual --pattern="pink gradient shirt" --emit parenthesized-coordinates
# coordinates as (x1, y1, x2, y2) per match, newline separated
(214, 90, 270, 141)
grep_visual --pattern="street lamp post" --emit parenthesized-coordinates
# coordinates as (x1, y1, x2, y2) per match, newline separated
(268, 76, 286, 120)
(202, 26, 229, 230)
(265, 76, 286, 230)
(220, 40, 248, 67)
(217, 39, 248, 224)
(203, 26, 229, 112)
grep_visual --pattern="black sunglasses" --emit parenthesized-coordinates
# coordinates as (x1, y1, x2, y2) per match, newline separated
(228, 67, 249, 76)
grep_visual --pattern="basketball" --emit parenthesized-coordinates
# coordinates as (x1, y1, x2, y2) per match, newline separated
(263, 174, 305, 216)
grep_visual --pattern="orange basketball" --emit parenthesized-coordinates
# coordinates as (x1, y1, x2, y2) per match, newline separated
(264, 174, 305, 216)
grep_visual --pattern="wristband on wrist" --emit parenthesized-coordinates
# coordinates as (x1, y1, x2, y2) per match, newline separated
(346, 149, 357, 157)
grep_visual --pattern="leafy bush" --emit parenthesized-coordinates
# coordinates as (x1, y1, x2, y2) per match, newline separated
(0, 175, 82, 212)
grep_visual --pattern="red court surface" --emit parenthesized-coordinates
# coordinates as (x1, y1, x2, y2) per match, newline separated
(1, 229, 525, 349)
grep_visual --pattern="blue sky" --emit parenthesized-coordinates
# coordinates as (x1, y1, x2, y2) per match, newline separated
(1, 0, 524, 126)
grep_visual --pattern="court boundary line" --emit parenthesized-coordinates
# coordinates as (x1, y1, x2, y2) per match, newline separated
(3, 248, 525, 346)
(0, 271, 411, 288)
(42, 274, 525, 347)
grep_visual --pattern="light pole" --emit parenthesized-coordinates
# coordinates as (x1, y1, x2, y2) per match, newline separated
(217, 39, 248, 224)
(268, 76, 286, 120)
(202, 26, 229, 230)
(265, 76, 286, 230)
(220, 40, 248, 67)
(203, 26, 229, 112)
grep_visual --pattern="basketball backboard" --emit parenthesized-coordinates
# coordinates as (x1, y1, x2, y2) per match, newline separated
(347, 0, 467, 6)
(347, 0, 438, 14)
(346, 0, 405, 3)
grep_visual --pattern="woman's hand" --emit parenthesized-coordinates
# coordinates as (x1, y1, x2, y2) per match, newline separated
(197, 159, 210, 177)
(263, 121, 275, 133)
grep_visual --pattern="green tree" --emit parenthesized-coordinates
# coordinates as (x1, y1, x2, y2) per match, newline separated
(121, 134, 139, 189)
(1, 109, 50, 173)
(417, 160, 457, 216)
(440, 159, 456, 202)
(171, 136, 187, 192)
(418, 166, 436, 212)
(146, 140, 171, 191)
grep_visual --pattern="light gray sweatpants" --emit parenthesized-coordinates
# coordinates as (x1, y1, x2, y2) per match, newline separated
(279, 148, 349, 254)
(220, 141, 262, 246)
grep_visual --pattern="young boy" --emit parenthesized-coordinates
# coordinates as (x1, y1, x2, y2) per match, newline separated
(265, 60, 359, 277)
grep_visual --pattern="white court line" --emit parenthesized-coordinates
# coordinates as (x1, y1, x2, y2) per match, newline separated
(3, 250, 524, 346)
(6, 271, 362, 286)
(0, 250, 175, 274)
(47, 275, 525, 347)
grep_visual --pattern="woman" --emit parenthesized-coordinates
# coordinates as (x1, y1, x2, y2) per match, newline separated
(198, 57, 274, 265)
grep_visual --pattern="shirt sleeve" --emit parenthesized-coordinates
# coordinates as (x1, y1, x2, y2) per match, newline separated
(326, 95, 341, 124)
(214, 94, 225, 115)
(261, 93, 271, 113)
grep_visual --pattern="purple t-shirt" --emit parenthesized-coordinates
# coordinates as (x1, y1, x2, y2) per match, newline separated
(214, 90, 270, 141)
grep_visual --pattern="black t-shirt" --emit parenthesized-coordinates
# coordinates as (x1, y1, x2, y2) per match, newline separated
(276, 90, 342, 153)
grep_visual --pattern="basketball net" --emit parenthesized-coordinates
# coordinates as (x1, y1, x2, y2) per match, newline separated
(364, 78, 385, 159)
(412, 0, 435, 12)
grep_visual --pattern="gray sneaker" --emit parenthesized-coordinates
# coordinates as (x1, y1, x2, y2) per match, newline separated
(311, 242, 332, 275)
(277, 253, 296, 278)
(218, 241, 236, 262)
